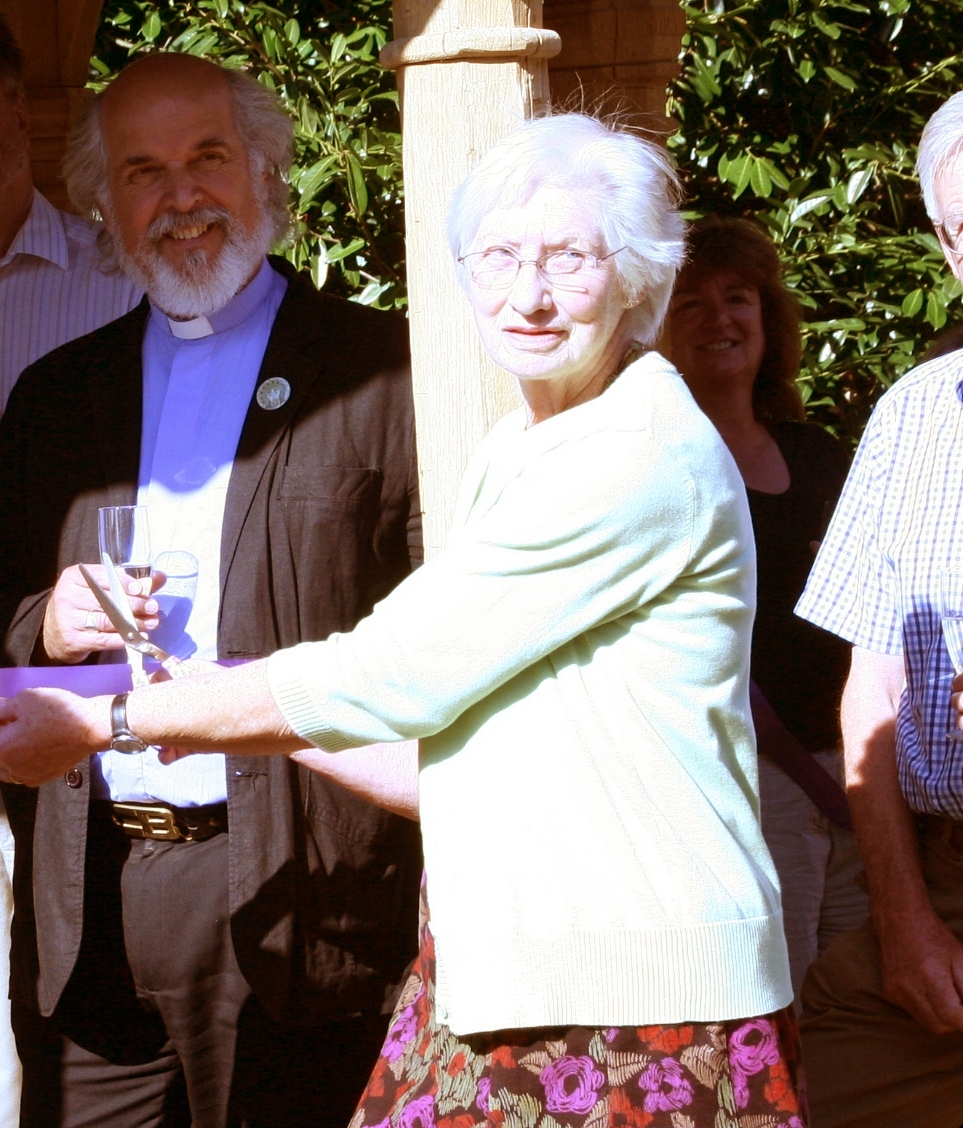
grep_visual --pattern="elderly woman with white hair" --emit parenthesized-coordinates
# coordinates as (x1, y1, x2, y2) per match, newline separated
(0, 114, 804, 1126)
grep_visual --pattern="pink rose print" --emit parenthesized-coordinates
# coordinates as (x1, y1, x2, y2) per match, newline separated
(638, 1057, 694, 1113)
(475, 1077, 491, 1114)
(383, 1005, 420, 1062)
(398, 1094, 436, 1128)
(728, 1018, 781, 1108)
(540, 1055, 606, 1115)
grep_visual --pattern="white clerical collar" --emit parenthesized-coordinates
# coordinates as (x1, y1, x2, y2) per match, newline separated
(167, 314, 214, 339)
(154, 259, 278, 341)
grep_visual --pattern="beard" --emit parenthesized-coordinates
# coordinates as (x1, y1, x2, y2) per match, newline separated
(111, 203, 277, 319)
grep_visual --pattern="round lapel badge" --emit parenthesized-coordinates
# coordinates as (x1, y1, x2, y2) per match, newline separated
(256, 376, 291, 411)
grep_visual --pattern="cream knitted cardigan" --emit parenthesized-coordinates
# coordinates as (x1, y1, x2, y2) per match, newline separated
(269, 351, 792, 1035)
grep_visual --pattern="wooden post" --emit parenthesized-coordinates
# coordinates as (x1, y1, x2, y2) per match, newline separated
(546, 0, 685, 132)
(382, 2, 560, 558)
(0, 0, 105, 209)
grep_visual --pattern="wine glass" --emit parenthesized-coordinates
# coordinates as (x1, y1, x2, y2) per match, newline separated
(98, 505, 152, 580)
(939, 569, 963, 741)
(150, 550, 199, 660)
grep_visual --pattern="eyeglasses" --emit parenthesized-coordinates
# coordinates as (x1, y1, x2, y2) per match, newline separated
(457, 246, 625, 290)
(936, 215, 963, 260)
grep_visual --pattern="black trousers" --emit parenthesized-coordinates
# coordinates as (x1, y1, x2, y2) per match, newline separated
(14, 806, 389, 1128)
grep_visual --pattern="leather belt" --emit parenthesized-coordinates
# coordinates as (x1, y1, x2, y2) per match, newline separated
(97, 800, 228, 842)
(919, 813, 963, 854)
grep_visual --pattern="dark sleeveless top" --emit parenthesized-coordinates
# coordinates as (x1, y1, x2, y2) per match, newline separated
(747, 421, 852, 751)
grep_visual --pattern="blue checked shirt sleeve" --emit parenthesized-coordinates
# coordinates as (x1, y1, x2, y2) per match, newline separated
(795, 405, 902, 654)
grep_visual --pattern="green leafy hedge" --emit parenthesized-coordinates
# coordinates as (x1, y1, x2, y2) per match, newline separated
(91, 0, 405, 308)
(92, 0, 963, 438)
(668, 0, 963, 444)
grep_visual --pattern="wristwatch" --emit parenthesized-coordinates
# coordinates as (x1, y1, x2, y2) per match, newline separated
(109, 692, 148, 755)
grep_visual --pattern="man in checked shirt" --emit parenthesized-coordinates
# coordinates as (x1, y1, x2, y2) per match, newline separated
(796, 91, 963, 1128)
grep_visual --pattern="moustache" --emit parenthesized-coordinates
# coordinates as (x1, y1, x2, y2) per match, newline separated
(145, 207, 234, 243)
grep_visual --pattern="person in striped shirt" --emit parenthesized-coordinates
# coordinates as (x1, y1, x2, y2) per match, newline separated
(0, 15, 142, 417)
(795, 90, 963, 1128)
(0, 19, 140, 1128)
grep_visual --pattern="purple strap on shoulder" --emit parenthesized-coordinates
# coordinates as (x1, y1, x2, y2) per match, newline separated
(750, 680, 854, 831)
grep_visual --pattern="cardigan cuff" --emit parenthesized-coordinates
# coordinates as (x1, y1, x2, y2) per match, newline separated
(267, 645, 360, 752)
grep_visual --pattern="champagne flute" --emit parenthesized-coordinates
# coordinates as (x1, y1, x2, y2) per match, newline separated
(939, 569, 963, 741)
(98, 505, 152, 580)
(97, 505, 152, 685)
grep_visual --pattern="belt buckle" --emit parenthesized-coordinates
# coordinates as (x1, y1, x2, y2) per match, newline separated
(111, 802, 183, 841)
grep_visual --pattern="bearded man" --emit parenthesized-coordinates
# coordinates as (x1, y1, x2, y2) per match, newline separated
(0, 52, 422, 1128)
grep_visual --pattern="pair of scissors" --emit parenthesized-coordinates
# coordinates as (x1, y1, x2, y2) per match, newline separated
(79, 561, 183, 674)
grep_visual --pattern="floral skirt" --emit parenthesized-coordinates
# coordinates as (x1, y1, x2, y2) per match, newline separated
(351, 889, 808, 1128)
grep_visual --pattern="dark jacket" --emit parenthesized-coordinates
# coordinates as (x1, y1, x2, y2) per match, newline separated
(0, 258, 423, 1022)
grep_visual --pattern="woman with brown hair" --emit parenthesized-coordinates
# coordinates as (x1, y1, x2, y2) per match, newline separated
(668, 216, 868, 1006)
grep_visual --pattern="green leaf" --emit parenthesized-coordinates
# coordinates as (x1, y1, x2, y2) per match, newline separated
(310, 251, 328, 290)
(807, 319, 867, 332)
(186, 33, 219, 57)
(789, 193, 834, 222)
(142, 11, 161, 40)
(284, 19, 300, 45)
(325, 237, 366, 263)
(262, 26, 280, 61)
(812, 12, 842, 38)
(765, 160, 791, 191)
(297, 154, 340, 207)
(719, 154, 754, 198)
(901, 289, 924, 316)
(845, 167, 874, 205)
(689, 57, 722, 102)
(824, 66, 857, 92)
(798, 59, 816, 82)
(926, 290, 948, 329)
(750, 158, 773, 198)
(731, 157, 754, 199)
(344, 152, 369, 216)
(352, 279, 391, 305)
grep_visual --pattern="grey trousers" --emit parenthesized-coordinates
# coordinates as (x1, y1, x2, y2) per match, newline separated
(14, 805, 389, 1128)
(758, 751, 869, 1007)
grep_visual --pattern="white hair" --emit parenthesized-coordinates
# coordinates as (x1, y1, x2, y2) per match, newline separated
(64, 62, 294, 248)
(917, 91, 963, 222)
(447, 113, 686, 344)
(108, 200, 278, 318)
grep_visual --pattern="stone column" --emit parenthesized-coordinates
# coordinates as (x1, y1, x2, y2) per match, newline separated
(382, 1, 560, 558)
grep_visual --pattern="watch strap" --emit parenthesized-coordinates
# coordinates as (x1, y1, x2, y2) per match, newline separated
(109, 692, 148, 755)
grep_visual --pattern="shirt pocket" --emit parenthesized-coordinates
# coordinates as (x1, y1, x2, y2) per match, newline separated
(277, 464, 382, 510)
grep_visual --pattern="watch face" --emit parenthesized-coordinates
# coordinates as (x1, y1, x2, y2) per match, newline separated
(111, 735, 147, 755)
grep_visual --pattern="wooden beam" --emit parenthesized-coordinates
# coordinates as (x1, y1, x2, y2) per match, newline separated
(546, 0, 685, 130)
(0, 0, 105, 209)
(384, 0, 558, 558)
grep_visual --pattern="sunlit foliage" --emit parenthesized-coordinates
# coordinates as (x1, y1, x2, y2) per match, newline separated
(669, 0, 963, 442)
(92, 0, 406, 308)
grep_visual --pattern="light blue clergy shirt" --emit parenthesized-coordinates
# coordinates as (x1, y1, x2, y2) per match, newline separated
(94, 259, 288, 806)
